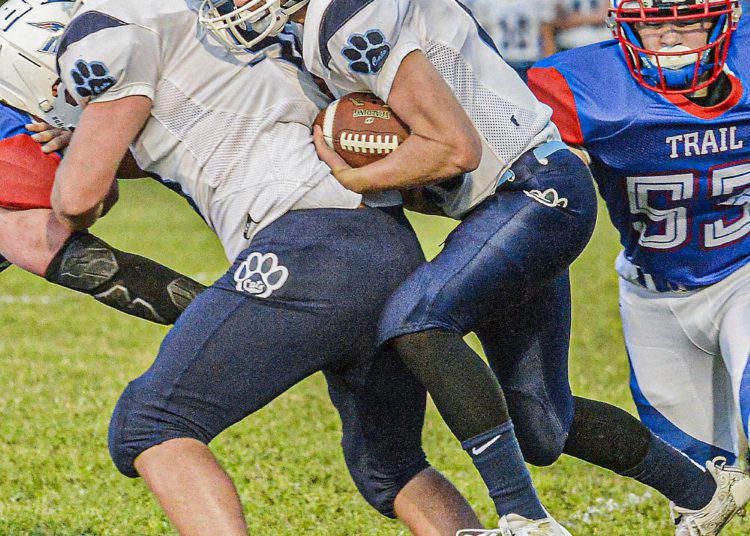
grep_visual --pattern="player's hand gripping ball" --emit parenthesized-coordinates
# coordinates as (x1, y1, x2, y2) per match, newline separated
(313, 92, 409, 168)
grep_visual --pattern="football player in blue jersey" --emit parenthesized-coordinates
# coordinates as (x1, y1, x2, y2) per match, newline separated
(201, 0, 750, 534)
(0, 0, 204, 325)
(528, 0, 750, 533)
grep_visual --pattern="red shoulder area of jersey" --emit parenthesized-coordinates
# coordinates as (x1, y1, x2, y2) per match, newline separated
(663, 73, 744, 120)
(527, 67, 585, 145)
(0, 133, 61, 210)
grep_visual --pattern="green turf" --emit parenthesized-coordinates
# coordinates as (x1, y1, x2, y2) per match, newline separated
(0, 180, 745, 535)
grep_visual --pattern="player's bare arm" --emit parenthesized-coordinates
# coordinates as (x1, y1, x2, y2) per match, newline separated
(314, 50, 482, 194)
(52, 96, 152, 231)
(0, 207, 72, 276)
(27, 121, 148, 179)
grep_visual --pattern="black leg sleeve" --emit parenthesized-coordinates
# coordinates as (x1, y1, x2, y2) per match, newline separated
(563, 396, 652, 473)
(394, 329, 510, 442)
(44, 232, 205, 325)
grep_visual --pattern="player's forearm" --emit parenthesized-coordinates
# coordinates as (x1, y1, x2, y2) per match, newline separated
(52, 161, 109, 231)
(44, 232, 206, 324)
(0, 207, 72, 276)
(333, 132, 478, 193)
(52, 96, 153, 230)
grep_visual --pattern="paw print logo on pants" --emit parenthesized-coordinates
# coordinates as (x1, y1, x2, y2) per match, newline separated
(233, 252, 289, 298)
(342, 29, 391, 75)
(70, 60, 117, 98)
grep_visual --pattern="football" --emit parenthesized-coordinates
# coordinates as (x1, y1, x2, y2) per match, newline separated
(314, 92, 409, 168)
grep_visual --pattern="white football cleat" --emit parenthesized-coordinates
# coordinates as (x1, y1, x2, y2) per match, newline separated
(456, 513, 572, 536)
(671, 457, 750, 535)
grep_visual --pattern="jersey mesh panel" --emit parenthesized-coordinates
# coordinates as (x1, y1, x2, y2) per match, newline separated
(425, 41, 549, 165)
(152, 80, 314, 201)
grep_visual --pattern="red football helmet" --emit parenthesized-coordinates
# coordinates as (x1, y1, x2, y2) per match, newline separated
(608, 0, 742, 95)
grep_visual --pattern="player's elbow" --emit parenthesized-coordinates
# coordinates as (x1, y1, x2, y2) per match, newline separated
(450, 133, 482, 174)
(51, 188, 102, 231)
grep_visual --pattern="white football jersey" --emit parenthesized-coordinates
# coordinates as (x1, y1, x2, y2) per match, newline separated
(57, 0, 361, 261)
(465, 0, 555, 64)
(302, 0, 559, 219)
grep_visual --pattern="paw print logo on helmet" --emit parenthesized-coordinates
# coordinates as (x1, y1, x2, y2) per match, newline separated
(342, 29, 391, 75)
(233, 252, 289, 298)
(70, 59, 116, 98)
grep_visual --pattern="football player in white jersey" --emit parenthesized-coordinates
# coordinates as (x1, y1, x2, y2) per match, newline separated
(0, 0, 205, 325)
(201, 0, 750, 534)
(51, 0, 488, 534)
(465, 0, 557, 81)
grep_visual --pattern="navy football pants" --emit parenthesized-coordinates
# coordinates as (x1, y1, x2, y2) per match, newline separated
(108, 208, 429, 517)
(380, 146, 598, 464)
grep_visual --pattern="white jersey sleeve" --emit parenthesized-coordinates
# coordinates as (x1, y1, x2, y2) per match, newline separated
(58, 11, 161, 105)
(304, 0, 420, 100)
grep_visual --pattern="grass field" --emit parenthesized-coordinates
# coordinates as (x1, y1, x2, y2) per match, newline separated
(0, 180, 746, 535)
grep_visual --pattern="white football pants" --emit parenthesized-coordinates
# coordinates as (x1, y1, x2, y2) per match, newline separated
(621, 261, 750, 465)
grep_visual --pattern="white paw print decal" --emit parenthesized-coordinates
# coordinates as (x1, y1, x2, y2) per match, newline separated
(233, 252, 289, 298)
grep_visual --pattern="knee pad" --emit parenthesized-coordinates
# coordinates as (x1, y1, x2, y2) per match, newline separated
(508, 394, 567, 466)
(515, 426, 566, 467)
(108, 380, 211, 478)
(108, 382, 145, 478)
(343, 445, 429, 518)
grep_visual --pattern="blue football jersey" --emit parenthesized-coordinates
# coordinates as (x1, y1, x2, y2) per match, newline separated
(0, 103, 30, 141)
(0, 105, 27, 273)
(0, 103, 64, 272)
(528, 22, 750, 290)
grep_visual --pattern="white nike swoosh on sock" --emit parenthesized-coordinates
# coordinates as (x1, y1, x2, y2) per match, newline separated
(471, 434, 502, 456)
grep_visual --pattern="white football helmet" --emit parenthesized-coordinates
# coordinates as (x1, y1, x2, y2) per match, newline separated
(198, 0, 309, 51)
(0, 0, 80, 127)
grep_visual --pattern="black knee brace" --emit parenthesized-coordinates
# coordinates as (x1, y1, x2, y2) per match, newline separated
(45, 232, 205, 324)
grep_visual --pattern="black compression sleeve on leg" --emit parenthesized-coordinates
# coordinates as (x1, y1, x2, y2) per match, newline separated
(394, 329, 510, 442)
(563, 396, 652, 473)
(565, 397, 716, 509)
(44, 232, 205, 324)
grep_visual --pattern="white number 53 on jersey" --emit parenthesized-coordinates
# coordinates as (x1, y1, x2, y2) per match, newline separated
(627, 160, 750, 250)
